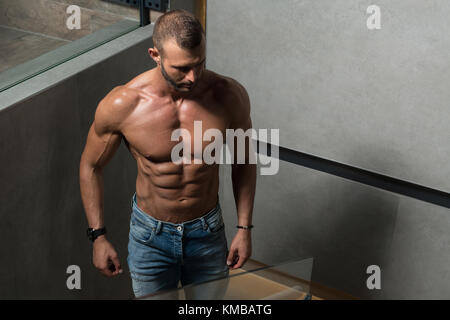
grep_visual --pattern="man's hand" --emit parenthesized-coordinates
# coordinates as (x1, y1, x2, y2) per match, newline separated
(92, 236, 123, 277)
(226, 230, 252, 270)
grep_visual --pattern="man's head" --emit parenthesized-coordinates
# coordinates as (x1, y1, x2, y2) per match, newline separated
(149, 9, 206, 93)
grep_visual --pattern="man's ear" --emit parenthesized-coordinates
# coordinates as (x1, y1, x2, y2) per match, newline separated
(148, 47, 161, 65)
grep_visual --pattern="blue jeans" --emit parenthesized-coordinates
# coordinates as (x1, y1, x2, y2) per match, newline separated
(127, 192, 230, 299)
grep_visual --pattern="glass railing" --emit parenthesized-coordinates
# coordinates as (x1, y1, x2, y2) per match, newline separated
(0, 0, 155, 92)
(137, 257, 315, 300)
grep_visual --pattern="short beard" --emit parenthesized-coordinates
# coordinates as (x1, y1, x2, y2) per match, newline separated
(160, 58, 186, 92)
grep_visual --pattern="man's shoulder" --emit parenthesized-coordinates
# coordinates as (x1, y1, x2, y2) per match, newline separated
(205, 71, 250, 129)
(210, 71, 249, 106)
(206, 71, 249, 109)
(100, 85, 141, 114)
(94, 85, 141, 133)
(207, 70, 245, 94)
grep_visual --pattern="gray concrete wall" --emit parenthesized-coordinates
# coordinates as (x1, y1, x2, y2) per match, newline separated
(208, 0, 450, 193)
(0, 24, 155, 299)
(209, 1, 450, 299)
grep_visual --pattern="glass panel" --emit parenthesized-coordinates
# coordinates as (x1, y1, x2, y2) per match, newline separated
(137, 257, 314, 300)
(0, 0, 143, 92)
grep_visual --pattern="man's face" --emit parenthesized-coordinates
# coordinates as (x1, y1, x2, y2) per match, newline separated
(158, 38, 206, 92)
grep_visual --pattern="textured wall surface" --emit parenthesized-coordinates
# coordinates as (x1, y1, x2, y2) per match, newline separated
(209, 0, 450, 299)
(207, 0, 450, 193)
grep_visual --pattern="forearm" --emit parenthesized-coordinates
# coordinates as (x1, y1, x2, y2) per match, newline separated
(79, 162, 105, 230)
(231, 163, 257, 226)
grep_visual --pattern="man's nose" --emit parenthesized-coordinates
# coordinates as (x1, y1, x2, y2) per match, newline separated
(185, 69, 196, 83)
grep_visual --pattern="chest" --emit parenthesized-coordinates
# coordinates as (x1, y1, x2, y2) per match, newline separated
(122, 97, 230, 162)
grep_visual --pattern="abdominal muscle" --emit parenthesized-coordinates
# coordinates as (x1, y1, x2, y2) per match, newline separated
(134, 156, 220, 224)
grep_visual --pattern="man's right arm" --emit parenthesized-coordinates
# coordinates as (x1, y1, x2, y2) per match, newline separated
(79, 85, 137, 276)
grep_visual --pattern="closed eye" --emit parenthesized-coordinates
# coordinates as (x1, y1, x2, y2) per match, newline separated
(173, 59, 206, 72)
(176, 67, 190, 72)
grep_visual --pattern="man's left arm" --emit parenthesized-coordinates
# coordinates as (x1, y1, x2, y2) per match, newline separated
(226, 81, 257, 270)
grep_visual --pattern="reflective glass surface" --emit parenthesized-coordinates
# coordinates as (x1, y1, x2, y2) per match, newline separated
(137, 257, 314, 300)
(0, 0, 141, 92)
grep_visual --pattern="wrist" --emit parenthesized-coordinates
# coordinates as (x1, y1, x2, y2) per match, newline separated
(237, 228, 252, 238)
(92, 237, 107, 247)
(93, 234, 107, 242)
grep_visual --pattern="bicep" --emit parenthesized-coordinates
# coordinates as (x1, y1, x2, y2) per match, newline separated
(230, 81, 252, 130)
(229, 83, 254, 163)
(80, 86, 133, 168)
(80, 120, 122, 169)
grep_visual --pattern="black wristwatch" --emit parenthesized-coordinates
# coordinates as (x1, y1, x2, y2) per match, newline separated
(87, 227, 107, 242)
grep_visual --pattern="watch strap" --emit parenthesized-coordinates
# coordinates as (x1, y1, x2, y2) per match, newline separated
(236, 225, 254, 230)
(87, 227, 107, 242)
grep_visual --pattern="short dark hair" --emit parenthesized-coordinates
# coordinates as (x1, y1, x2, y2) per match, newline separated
(152, 9, 205, 57)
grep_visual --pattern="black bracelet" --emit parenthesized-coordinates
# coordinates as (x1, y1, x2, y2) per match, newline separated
(236, 225, 254, 230)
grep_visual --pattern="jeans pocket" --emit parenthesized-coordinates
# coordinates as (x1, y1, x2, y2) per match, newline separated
(206, 212, 225, 234)
(130, 215, 155, 244)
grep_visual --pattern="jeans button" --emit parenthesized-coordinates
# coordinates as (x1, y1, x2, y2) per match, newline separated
(177, 226, 182, 232)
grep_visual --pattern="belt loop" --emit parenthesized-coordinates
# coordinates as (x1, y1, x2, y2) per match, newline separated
(155, 221, 162, 235)
(200, 217, 208, 230)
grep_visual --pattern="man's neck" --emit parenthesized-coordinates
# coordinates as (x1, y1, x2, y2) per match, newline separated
(169, 88, 190, 103)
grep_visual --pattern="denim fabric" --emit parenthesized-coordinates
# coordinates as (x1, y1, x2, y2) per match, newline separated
(127, 192, 230, 299)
